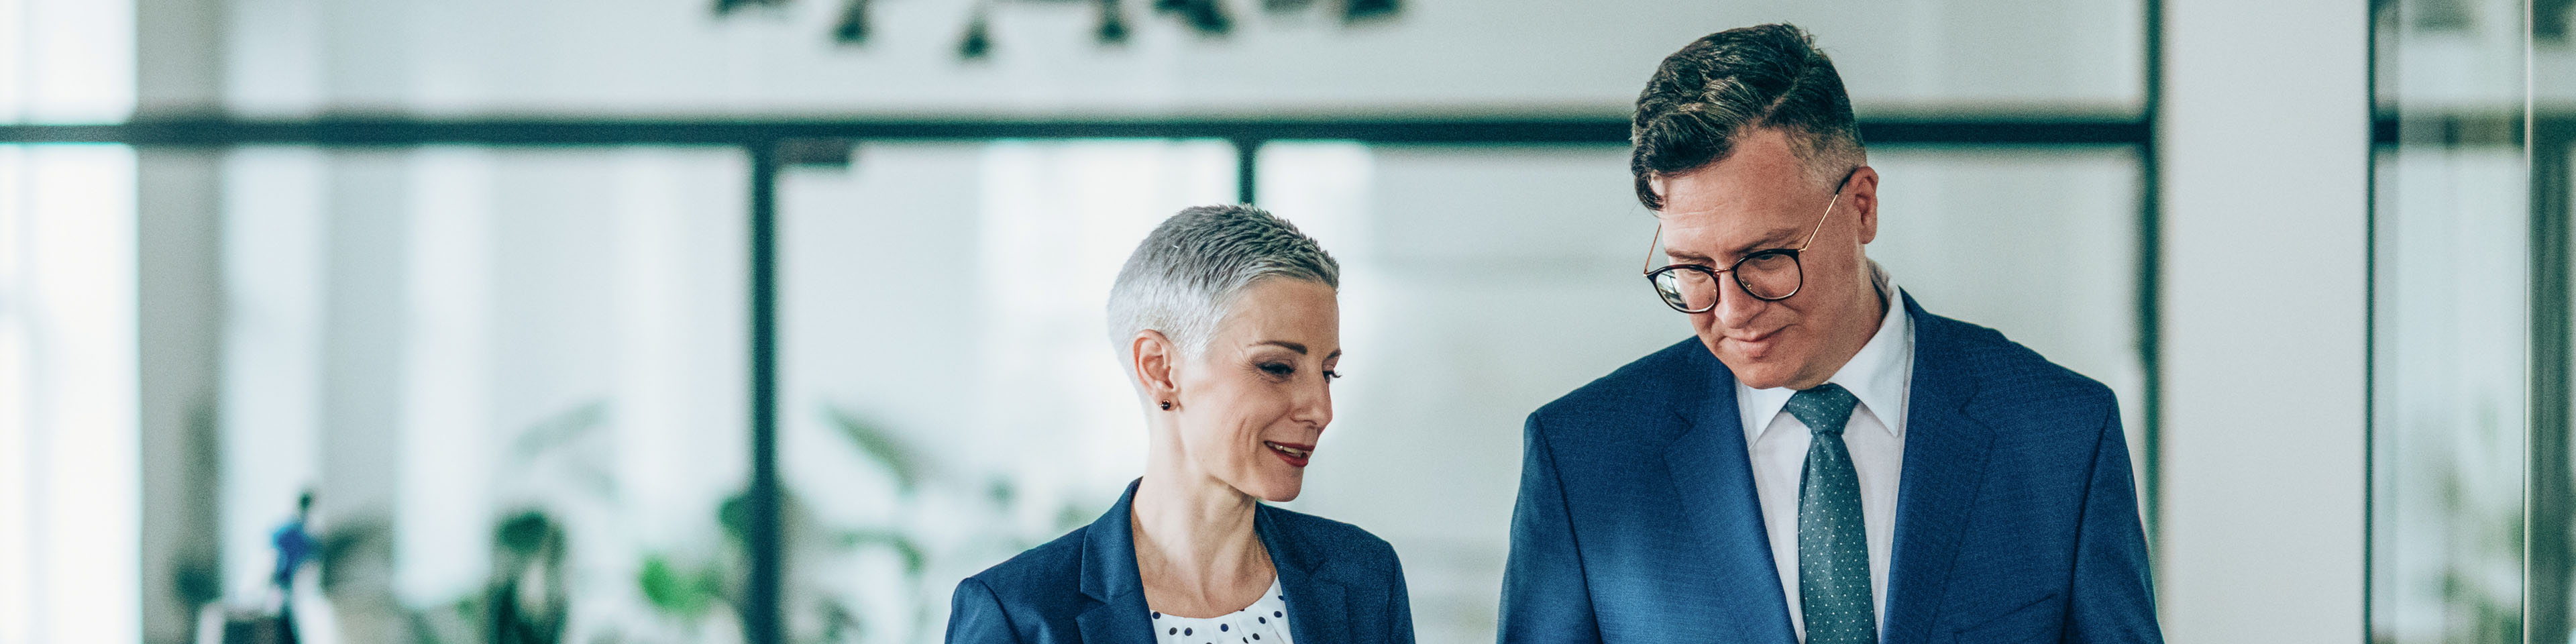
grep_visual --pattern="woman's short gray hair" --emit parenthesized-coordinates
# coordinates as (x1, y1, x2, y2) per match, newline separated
(1107, 205, 1340, 363)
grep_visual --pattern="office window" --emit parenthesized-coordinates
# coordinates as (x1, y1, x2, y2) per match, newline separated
(772, 138, 2144, 644)
(0, 144, 140, 644)
(204, 146, 753, 644)
(2367, 0, 2561, 639)
(779, 140, 1237, 642)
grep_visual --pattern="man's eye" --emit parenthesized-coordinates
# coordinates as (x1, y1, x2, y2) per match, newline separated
(1741, 250, 1798, 267)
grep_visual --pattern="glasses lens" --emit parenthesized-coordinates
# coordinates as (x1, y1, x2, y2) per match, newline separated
(1652, 267, 1719, 312)
(1736, 252, 1803, 300)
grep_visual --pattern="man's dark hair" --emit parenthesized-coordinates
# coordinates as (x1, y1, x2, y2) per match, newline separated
(1630, 23, 1865, 210)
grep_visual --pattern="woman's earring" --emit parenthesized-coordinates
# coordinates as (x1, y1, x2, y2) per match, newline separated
(1159, 400, 1173, 411)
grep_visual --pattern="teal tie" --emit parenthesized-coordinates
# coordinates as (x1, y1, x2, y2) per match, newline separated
(1787, 383, 1876, 644)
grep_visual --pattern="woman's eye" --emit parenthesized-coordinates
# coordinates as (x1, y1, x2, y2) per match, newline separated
(1324, 370, 1342, 380)
(1260, 363, 1294, 377)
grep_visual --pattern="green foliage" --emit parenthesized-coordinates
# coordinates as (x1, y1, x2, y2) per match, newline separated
(820, 407, 926, 492)
(985, 477, 1015, 506)
(1057, 501, 1095, 534)
(841, 529, 928, 576)
(718, 492, 752, 548)
(317, 515, 387, 592)
(171, 551, 222, 606)
(506, 402, 618, 502)
(637, 554, 725, 617)
(494, 511, 553, 557)
(508, 402, 609, 460)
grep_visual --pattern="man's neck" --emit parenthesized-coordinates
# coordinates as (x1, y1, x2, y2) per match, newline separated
(1785, 270, 1890, 390)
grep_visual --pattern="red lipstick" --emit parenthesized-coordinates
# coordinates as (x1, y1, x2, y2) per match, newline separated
(1264, 441, 1313, 468)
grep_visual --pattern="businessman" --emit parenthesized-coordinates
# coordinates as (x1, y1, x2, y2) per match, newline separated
(1498, 23, 2162, 644)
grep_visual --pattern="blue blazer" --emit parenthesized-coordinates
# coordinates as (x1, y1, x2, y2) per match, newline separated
(1499, 294, 2161, 644)
(948, 479, 1416, 643)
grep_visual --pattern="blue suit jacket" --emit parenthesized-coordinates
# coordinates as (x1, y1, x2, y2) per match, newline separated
(1499, 294, 2161, 644)
(948, 479, 1416, 643)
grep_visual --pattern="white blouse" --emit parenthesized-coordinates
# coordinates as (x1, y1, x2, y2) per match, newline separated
(1149, 578, 1294, 644)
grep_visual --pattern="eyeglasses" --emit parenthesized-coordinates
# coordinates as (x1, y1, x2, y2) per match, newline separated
(1642, 167, 1860, 313)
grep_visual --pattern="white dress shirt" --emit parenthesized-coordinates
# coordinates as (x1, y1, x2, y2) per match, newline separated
(1735, 262, 1913, 641)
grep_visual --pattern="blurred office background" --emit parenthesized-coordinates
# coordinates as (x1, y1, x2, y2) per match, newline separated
(0, 0, 2561, 642)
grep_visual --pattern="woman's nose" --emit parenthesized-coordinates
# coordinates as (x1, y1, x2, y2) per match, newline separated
(1296, 379, 1334, 429)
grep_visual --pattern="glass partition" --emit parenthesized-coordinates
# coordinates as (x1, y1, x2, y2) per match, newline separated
(2368, 0, 2560, 641)
(0, 0, 2182, 639)
(1271, 142, 2147, 643)
(777, 140, 1238, 643)
(775, 140, 2146, 644)
(182, 146, 755, 644)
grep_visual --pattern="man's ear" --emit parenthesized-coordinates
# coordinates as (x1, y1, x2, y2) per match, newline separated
(1132, 329, 1181, 405)
(1847, 165, 1881, 246)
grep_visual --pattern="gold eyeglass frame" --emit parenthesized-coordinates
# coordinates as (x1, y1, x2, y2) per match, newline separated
(1642, 166, 1863, 313)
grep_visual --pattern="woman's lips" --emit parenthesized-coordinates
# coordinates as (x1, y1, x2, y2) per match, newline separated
(1265, 441, 1313, 468)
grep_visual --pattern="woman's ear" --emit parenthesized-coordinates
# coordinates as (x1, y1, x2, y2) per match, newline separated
(1132, 330, 1181, 407)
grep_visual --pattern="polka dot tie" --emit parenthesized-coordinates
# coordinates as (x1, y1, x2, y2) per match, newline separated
(1788, 383, 1876, 644)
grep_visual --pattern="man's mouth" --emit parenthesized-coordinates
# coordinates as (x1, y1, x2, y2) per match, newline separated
(1728, 328, 1779, 343)
(1725, 329, 1782, 358)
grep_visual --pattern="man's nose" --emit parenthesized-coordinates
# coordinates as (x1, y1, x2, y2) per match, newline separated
(1710, 281, 1765, 329)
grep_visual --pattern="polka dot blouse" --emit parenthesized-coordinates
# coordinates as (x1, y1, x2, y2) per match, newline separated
(1148, 578, 1293, 644)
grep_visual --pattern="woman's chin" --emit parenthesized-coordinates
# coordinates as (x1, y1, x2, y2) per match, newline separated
(1239, 476, 1303, 503)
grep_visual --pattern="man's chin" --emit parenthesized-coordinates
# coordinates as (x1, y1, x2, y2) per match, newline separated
(1733, 370, 1795, 389)
(1707, 347, 1796, 388)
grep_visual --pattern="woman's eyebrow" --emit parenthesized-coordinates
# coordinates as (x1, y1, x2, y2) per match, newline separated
(1253, 340, 1308, 354)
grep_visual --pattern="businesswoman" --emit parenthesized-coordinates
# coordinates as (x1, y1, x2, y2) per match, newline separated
(947, 205, 1414, 644)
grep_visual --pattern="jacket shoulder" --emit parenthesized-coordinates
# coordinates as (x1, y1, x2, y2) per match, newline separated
(958, 524, 1091, 609)
(1262, 504, 1402, 572)
(1919, 312, 2118, 417)
(1530, 336, 1707, 425)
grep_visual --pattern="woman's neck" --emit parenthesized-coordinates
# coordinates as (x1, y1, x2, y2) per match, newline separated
(1130, 460, 1273, 617)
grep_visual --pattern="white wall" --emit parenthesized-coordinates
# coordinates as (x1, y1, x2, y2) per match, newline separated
(2159, 0, 2369, 640)
(3, 3, 143, 644)
(0, 145, 143, 644)
(203, 0, 2139, 117)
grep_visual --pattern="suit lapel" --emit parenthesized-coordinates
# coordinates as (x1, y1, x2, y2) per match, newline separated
(1076, 599, 1151, 644)
(1882, 297, 1994, 644)
(1280, 574, 1350, 643)
(1662, 345, 1799, 644)
(1260, 505, 1356, 644)
(1077, 480, 1156, 644)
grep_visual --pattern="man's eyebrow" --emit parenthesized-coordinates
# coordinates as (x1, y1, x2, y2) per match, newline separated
(1731, 228, 1804, 256)
(1665, 248, 1717, 264)
(1667, 227, 1803, 264)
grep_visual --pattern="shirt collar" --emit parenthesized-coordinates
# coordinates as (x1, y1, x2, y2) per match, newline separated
(1737, 260, 1915, 439)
